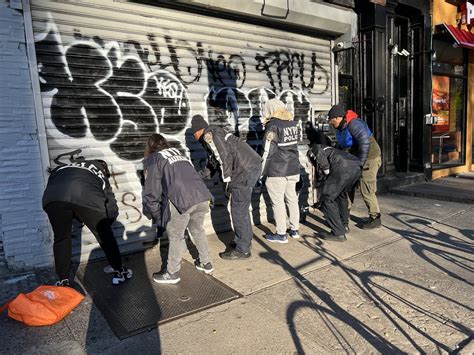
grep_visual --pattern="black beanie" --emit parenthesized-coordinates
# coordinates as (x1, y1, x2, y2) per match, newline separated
(328, 104, 345, 120)
(190, 115, 209, 134)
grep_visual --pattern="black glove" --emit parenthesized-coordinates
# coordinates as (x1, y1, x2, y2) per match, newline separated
(198, 168, 212, 180)
(207, 156, 220, 178)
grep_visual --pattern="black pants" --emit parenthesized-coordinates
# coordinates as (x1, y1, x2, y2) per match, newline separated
(320, 169, 360, 236)
(230, 167, 261, 254)
(44, 202, 122, 279)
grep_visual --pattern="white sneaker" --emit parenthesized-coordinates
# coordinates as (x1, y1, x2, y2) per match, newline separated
(112, 267, 133, 285)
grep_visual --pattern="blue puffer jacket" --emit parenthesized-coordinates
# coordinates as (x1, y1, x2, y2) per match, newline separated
(335, 110, 372, 166)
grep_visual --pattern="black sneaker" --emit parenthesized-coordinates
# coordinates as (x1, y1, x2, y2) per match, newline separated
(317, 231, 347, 242)
(219, 249, 251, 260)
(153, 271, 180, 284)
(112, 267, 133, 285)
(195, 261, 214, 274)
(361, 214, 382, 230)
(55, 279, 70, 287)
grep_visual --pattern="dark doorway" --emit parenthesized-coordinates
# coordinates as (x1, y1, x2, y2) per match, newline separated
(393, 16, 410, 172)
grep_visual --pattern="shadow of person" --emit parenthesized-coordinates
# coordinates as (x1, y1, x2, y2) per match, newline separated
(184, 127, 233, 250)
(254, 236, 402, 354)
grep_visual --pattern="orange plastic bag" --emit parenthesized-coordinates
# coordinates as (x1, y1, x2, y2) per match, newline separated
(0, 285, 84, 326)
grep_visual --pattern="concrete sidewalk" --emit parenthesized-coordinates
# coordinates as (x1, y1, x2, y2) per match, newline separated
(392, 175, 474, 204)
(1, 192, 473, 354)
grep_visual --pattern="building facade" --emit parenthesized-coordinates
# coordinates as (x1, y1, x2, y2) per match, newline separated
(0, 0, 355, 269)
(3, 0, 471, 271)
(430, 0, 473, 179)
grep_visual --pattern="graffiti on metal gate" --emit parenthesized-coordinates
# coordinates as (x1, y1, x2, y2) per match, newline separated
(35, 20, 327, 161)
(36, 24, 190, 161)
(35, 17, 327, 225)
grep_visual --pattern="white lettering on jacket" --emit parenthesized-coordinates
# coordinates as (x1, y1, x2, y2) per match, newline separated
(159, 148, 192, 165)
(283, 126, 299, 142)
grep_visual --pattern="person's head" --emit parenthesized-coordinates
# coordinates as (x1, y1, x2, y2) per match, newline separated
(144, 133, 171, 159)
(327, 104, 346, 129)
(306, 124, 331, 146)
(262, 98, 293, 124)
(190, 115, 209, 141)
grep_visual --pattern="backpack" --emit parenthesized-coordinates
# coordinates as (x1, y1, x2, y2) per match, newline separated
(0, 285, 84, 326)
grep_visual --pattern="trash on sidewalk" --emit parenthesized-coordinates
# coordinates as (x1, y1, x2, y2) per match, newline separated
(0, 285, 84, 326)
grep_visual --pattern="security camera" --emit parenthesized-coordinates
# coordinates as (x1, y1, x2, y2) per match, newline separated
(336, 42, 344, 49)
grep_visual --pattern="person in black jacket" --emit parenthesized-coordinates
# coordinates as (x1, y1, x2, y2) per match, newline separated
(142, 134, 214, 284)
(307, 144, 361, 242)
(43, 159, 132, 286)
(261, 98, 301, 243)
(190, 115, 262, 260)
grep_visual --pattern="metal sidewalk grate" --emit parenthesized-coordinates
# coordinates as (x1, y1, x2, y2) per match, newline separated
(76, 248, 240, 339)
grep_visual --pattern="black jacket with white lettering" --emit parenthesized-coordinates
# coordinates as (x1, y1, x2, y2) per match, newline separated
(200, 126, 262, 186)
(142, 148, 213, 224)
(261, 118, 301, 177)
(42, 160, 118, 219)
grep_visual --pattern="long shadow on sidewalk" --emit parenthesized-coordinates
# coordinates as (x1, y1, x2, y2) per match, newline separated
(254, 215, 473, 353)
(386, 212, 473, 286)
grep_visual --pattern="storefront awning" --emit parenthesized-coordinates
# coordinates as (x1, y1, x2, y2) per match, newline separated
(443, 23, 474, 50)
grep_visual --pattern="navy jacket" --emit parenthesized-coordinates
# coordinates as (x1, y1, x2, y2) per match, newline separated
(335, 110, 380, 166)
(42, 160, 118, 219)
(261, 118, 300, 177)
(142, 148, 213, 224)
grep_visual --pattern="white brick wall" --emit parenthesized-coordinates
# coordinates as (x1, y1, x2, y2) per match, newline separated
(0, 0, 53, 270)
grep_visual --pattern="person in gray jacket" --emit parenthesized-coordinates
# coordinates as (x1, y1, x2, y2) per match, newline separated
(261, 98, 301, 243)
(142, 134, 214, 284)
(191, 115, 262, 260)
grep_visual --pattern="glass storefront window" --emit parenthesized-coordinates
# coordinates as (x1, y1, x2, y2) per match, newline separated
(431, 39, 466, 167)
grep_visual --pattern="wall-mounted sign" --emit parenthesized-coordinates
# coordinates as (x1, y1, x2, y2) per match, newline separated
(461, 1, 474, 26)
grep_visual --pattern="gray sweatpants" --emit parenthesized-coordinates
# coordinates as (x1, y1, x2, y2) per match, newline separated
(166, 201, 211, 274)
(265, 175, 300, 235)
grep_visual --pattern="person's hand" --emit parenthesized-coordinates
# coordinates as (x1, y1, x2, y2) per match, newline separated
(198, 168, 211, 180)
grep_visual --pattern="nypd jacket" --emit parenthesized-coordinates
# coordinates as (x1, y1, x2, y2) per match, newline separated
(261, 118, 300, 177)
(142, 147, 213, 224)
(200, 126, 262, 186)
(308, 144, 361, 176)
(308, 144, 361, 201)
(335, 110, 381, 166)
(42, 160, 119, 219)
